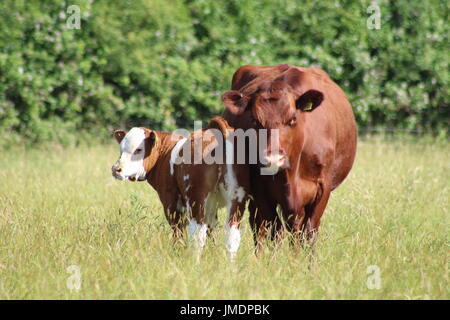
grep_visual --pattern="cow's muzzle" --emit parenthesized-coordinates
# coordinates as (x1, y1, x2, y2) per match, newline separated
(111, 165, 124, 180)
(111, 165, 146, 182)
(262, 149, 290, 171)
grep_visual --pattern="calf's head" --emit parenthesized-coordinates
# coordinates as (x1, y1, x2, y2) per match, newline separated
(222, 68, 324, 173)
(111, 127, 158, 181)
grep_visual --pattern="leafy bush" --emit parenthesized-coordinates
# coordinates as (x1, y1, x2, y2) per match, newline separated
(0, 0, 448, 146)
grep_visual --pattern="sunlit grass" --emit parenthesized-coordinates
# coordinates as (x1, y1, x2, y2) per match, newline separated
(0, 137, 448, 299)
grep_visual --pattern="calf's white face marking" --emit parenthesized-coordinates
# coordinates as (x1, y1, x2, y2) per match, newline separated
(114, 127, 147, 181)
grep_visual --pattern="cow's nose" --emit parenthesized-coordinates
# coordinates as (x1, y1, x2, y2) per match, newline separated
(115, 168, 122, 173)
(263, 147, 286, 156)
(263, 151, 290, 170)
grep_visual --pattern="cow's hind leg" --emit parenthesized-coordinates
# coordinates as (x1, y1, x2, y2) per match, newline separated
(168, 210, 186, 241)
(204, 191, 220, 244)
(164, 197, 186, 242)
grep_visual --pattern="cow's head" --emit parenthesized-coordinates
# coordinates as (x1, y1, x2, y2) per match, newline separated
(222, 68, 324, 173)
(111, 127, 158, 181)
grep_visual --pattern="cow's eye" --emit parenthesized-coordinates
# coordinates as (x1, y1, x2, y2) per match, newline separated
(288, 116, 297, 126)
(134, 148, 142, 155)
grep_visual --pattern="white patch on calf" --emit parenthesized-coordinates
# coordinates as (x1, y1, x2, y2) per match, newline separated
(224, 139, 245, 202)
(225, 225, 241, 259)
(188, 219, 208, 249)
(232, 186, 245, 202)
(222, 140, 245, 259)
(170, 137, 188, 175)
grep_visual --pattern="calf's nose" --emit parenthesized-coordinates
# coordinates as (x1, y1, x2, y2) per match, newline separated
(111, 166, 122, 175)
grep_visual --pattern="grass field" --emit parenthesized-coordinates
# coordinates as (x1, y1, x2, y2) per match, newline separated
(0, 137, 448, 299)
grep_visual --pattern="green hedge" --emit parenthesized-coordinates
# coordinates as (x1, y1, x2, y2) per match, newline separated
(0, 0, 448, 146)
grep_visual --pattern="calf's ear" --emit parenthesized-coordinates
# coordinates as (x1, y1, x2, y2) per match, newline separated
(296, 90, 324, 112)
(149, 131, 157, 148)
(221, 90, 249, 115)
(143, 131, 158, 157)
(114, 130, 127, 143)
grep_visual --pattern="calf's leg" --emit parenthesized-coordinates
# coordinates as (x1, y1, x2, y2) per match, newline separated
(224, 199, 246, 259)
(186, 198, 208, 253)
(164, 196, 186, 241)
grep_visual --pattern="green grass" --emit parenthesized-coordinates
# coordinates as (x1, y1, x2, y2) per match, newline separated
(0, 137, 448, 299)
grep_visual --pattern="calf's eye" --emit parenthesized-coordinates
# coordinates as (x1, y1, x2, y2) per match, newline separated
(134, 148, 142, 155)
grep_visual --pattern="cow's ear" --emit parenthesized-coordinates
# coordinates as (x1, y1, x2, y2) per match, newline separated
(296, 90, 324, 112)
(114, 130, 127, 143)
(281, 68, 304, 88)
(143, 131, 157, 157)
(221, 90, 249, 115)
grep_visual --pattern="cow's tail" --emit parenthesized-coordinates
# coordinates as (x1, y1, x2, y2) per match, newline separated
(207, 116, 235, 166)
(207, 116, 233, 138)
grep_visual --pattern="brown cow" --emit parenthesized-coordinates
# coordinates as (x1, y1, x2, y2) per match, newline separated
(111, 117, 250, 258)
(222, 64, 357, 251)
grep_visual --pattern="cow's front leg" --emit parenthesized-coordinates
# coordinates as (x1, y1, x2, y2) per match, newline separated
(249, 199, 278, 256)
(303, 181, 332, 246)
(283, 206, 307, 249)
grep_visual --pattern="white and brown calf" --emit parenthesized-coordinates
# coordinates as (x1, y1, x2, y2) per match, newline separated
(111, 117, 249, 258)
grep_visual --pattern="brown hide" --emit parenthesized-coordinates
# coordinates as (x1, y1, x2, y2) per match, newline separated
(114, 117, 250, 239)
(222, 64, 357, 248)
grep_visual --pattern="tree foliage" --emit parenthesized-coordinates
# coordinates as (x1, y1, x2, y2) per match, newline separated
(0, 0, 448, 145)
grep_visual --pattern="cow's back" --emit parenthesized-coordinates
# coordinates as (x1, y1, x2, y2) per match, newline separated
(293, 66, 357, 190)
